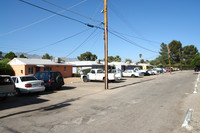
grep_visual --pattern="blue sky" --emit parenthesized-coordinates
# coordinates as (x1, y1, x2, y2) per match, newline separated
(1, 0, 200, 62)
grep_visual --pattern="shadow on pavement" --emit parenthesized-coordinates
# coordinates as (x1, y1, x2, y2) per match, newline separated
(110, 78, 155, 90)
(0, 97, 80, 119)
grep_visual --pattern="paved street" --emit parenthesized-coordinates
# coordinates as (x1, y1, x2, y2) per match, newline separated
(0, 71, 198, 133)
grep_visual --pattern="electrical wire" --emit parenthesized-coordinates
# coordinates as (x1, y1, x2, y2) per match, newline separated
(42, 0, 102, 23)
(108, 30, 159, 53)
(18, 0, 103, 30)
(26, 28, 91, 54)
(0, 0, 88, 37)
(65, 28, 98, 58)
(109, 29, 161, 44)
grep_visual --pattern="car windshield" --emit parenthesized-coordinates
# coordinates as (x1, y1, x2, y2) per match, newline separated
(20, 76, 37, 82)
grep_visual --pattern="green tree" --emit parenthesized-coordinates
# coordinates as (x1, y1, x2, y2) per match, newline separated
(77, 51, 97, 61)
(168, 40, 182, 64)
(159, 43, 168, 56)
(192, 55, 200, 67)
(0, 58, 15, 75)
(19, 54, 27, 58)
(3, 51, 17, 60)
(125, 58, 132, 63)
(107, 55, 121, 62)
(182, 45, 199, 65)
(42, 53, 53, 59)
(114, 55, 121, 62)
(0, 51, 2, 59)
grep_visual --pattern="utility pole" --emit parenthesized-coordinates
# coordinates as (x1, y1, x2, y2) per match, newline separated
(104, 0, 108, 89)
(167, 44, 172, 74)
(179, 48, 182, 71)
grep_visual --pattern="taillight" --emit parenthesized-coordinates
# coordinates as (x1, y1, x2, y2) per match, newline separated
(49, 79, 51, 83)
(41, 82, 45, 86)
(25, 84, 32, 87)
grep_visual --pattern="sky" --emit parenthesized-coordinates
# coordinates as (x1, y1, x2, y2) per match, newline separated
(1, 0, 200, 62)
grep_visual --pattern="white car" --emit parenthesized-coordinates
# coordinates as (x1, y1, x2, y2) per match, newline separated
(122, 70, 144, 77)
(11, 76, 45, 95)
(81, 69, 118, 82)
(147, 69, 158, 75)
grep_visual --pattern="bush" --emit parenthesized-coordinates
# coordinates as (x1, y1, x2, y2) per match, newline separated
(0, 59, 15, 76)
(72, 74, 81, 77)
(82, 69, 91, 74)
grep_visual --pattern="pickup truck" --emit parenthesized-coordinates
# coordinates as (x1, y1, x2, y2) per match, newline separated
(81, 69, 119, 82)
(0, 75, 16, 100)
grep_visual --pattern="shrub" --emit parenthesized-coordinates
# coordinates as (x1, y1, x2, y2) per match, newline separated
(0, 59, 15, 76)
(82, 69, 91, 74)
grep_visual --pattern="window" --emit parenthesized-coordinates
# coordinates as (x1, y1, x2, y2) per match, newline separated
(97, 70, 104, 73)
(0, 77, 13, 85)
(44, 67, 52, 71)
(64, 67, 66, 72)
(28, 66, 33, 74)
(20, 76, 37, 82)
(91, 70, 95, 74)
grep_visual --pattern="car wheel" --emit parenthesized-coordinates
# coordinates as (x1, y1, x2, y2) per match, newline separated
(0, 94, 7, 101)
(131, 74, 135, 78)
(83, 77, 88, 82)
(16, 88, 21, 96)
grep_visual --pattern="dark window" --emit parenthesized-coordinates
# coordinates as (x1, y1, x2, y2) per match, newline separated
(28, 66, 33, 74)
(64, 67, 66, 72)
(0, 77, 13, 85)
(44, 67, 52, 71)
(20, 76, 37, 82)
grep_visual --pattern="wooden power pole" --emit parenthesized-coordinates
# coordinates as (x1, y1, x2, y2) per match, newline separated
(167, 44, 172, 74)
(104, 0, 108, 89)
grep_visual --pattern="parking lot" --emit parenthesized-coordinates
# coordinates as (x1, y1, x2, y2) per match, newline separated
(0, 71, 199, 133)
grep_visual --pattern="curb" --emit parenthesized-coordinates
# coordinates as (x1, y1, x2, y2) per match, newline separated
(182, 109, 194, 127)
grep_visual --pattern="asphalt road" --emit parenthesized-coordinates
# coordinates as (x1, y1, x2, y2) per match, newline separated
(0, 71, 197, 133)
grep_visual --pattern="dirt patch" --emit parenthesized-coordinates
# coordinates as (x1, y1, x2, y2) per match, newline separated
(64, 77, 83, 84)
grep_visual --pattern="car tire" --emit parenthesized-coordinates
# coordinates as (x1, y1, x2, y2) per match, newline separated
(56, 76, 63, 84)
(0, 94, 7, 101)
(16, 88, 21, 96)
(83, 76, 88, 82)
(131, 74, 135, 78)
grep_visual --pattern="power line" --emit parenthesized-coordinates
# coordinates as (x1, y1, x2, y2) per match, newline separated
(110, 30, 161, 44)
(65, 28, 98, 58)
(26, 28, 91, 53)
(19, 0, 103, 30)
(109, 30, 159, 53)
(0, 0, 88, 37)
(42, 0, 102, 23)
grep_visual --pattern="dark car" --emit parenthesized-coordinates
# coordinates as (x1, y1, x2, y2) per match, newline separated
(194, 66, 200, 72)
(34, 71, 64, 89)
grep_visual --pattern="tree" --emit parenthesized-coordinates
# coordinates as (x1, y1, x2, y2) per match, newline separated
(3, 52, 17, 60)
(168, 40, 182, 64)
(182, 45, 199, 65)
(159, 43, 168, 56)
(125, 59, 132, 63)
(114, 55, 121, 62)
(192, 55, 200, 66)
(140, 59, 145, 63)
(19, 54, 27, 58)
(0, 58, 15, 75)
(42, 53, 53, 59)
(107, 55, 121, 62)
(0, 51, 2, 59)
(77, 51, 97, 61)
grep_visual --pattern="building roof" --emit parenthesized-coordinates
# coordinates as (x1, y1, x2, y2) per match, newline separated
(8, 58, 72, 66)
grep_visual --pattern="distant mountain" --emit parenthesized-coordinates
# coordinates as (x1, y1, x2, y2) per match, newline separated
(15, 52, 41, 59)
